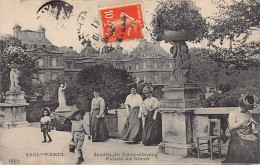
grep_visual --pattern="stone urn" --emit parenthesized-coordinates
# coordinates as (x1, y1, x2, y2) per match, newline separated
(162, 30, 195, 42)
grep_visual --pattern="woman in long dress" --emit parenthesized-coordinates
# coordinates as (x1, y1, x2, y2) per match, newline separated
(142, 85, 162, 146)
(121, 83, 143, 143)
(90, 87, 109, 142)
(58, 83, 66, 107)
(223, 94, 258, 164)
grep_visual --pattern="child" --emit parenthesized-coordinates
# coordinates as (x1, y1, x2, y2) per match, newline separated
(71, 110, 91, 164)
(40, 107, 52, 143)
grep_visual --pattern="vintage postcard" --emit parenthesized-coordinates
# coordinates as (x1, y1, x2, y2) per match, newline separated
(0, 0, 259, 165)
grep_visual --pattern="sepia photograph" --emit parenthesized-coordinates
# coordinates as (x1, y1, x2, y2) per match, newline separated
(0, 0, 259, 165)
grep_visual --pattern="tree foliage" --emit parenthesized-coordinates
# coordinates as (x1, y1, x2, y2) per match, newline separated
(208, 0, 260, 74)
(151, 0, 208, 42)
(0, 35, 38, 99)
(65, 64, 136, 111)
(189, 47, 260, 94)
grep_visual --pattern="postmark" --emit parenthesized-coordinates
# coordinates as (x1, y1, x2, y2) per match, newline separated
(77, 10, 103, 50)
(36, 0, 73, 20)
(99, 3, 144, 43)
(36, 0, 73, 28)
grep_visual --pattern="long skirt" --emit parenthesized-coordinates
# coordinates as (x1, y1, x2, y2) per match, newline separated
(142, 110, 162, 146)
(121, 107, 142, 143)
(223, 128, 258, 164)
(90, 109, 109, 142)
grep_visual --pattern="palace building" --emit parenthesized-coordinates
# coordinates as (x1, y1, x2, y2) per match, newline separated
(13, 25, 173, 86)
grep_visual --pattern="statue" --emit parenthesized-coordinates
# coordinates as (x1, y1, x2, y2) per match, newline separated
(10, 67, 21, 91)
(170, 41, 191, 83)
(58, 83, 67, 108)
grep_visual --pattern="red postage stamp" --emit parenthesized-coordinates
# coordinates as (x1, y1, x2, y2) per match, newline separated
(99, 3, 144, 43)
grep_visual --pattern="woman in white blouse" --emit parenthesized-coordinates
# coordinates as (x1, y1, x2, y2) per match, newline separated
(223, 94, 258, 164)
(121, 83, 143, 143)
(90, 87, 109, 142)
(142, 85, 162, 146)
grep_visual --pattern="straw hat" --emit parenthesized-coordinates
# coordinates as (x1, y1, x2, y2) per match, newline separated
(143, 85, 153, 94)
(239, 94, 255, 110)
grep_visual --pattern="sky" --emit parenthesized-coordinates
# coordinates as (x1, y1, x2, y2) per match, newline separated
(0, 0, 256, 54)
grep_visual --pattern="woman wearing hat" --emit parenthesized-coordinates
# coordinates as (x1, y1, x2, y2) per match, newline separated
(223, 94, 258, 164)
(121, 83, 143, 143)
(142, 85, 162, 146)
(90, 87, 109, 142)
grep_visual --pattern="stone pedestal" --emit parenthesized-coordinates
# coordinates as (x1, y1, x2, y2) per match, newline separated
(5, 90, 27, 104)
(0, 90, 29, 128)
(160, 82, 201, 109)
(55, 106, 72, 118)
(0, 103, 29, 128)
(53, 106, 73, 131)
(157, 108, 195, 156)
(158, 82, 201, 156)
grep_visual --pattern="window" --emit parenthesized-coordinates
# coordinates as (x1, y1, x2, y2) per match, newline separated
(143, 62, 146, 69)
(144, 75, 146, 82)
(136, 64, 139, 70)
(51, 73, 57, 80)
(129, 66, 132, 70)
(32, 44, 37, 49)
(162, 62, 166, 69)
(154, 75, 158, 83)
(162, 74, 166, 83)
(50, 45, 56, 50)
(67, 62, 71, 69)
(38, 58, 43, 67)
(154, 62, 157, 69)
(169, 62, 173, 69)
(42, 45, 46, 49)
(136, 76, 140, 83)
(39, 74, 44, 82)
(170, 75, 174, 81)
(52, 58, 57, 67)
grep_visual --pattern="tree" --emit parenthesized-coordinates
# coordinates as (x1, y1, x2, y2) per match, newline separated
(208, 0, 260, 74)
(0, 35, 38, 99)
(66, 64, 136, 111)
(151, 0, 208, 42)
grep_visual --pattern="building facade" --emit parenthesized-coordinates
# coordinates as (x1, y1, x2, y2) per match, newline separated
(13, 24, 65, 83)
(14, 25, 173, 86)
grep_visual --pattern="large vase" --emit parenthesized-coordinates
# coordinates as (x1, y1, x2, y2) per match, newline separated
(162, 30, 195, 42)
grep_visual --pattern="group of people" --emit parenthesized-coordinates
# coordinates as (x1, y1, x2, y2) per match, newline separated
(40, 84, 162, 164)
(85, 84, 163, 146)
(121, 83, 162, 146)
(40, 84, 259, 164)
